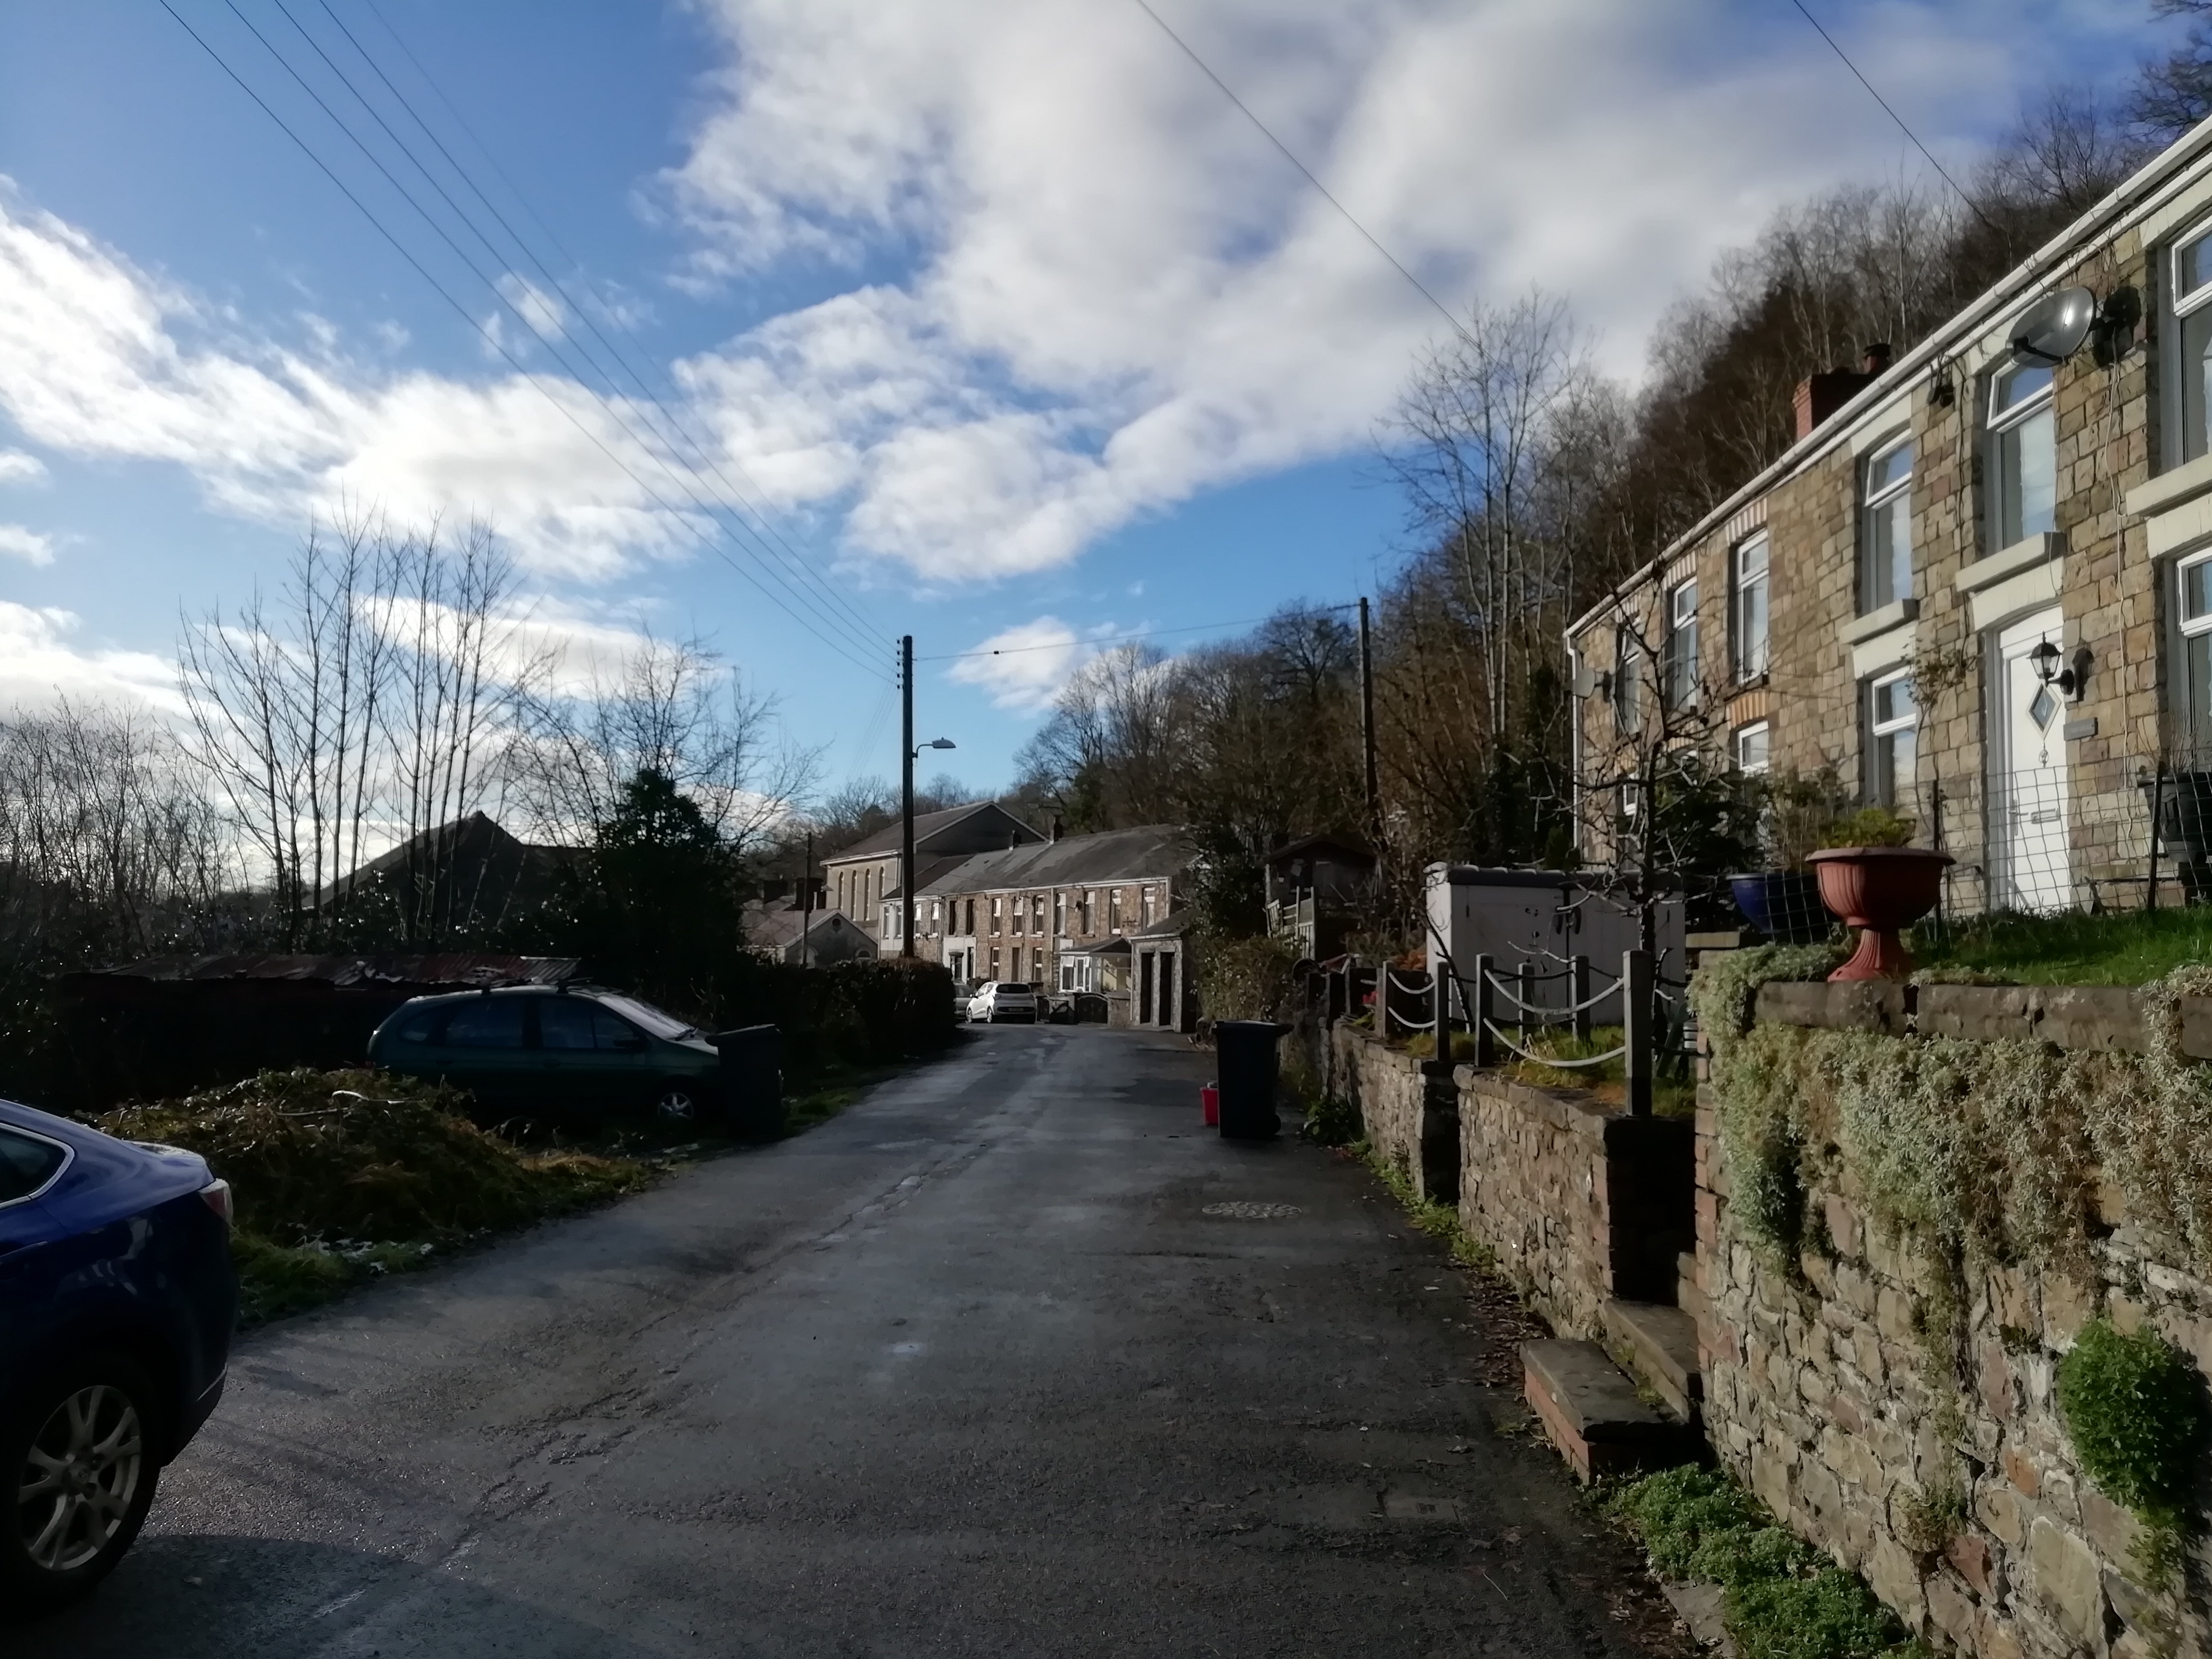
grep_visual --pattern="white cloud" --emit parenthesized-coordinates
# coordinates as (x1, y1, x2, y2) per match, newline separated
(0, 602, 181, 713)
(945, 615, 1103, 711)
(0, 186, 698, 582)
(658, 0, 2141, 580)
(484, 272, 570, 359)
(0, 524, 55, 565)
(0, 448, 45, 484)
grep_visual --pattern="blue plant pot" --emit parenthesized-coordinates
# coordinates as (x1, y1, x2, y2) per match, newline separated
(1729, 872, 1830, 944)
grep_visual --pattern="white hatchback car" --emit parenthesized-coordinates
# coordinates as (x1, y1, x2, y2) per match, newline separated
(966, 981, 1040, 1024)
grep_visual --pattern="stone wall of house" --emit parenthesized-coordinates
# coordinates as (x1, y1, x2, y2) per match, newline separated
(1697, 987, 2212, 1659)
(1459, 1069, 1695, 1338)
(1568, 210, 2169, 915)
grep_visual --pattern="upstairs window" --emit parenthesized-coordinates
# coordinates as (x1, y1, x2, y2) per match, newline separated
(1663, 579, 1698, 709)
(1990, 361, 2056, 548)
(1732, 533, 1770, 680)
(1866, 671, 1917, 810)
(2178, 548, 2212, 753)
(2172, 222, 2212, 464)
(1613, 630, 1644, 733)
(1860, 437, 1914, 610)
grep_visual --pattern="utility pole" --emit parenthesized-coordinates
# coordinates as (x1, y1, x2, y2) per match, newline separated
(1358, 596, 1379, 833)
(900, 634, 916, 959)
(800, 829, 814, 968)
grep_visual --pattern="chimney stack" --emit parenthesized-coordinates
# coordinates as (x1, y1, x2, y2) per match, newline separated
(1862, 341, 1893, 375)
(1051, 814, 1063, 843)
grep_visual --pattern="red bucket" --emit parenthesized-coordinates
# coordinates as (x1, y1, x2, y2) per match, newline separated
(1201, 1084, 1220, 1126)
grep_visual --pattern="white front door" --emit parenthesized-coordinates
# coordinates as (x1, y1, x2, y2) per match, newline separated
(1991, 607, 2071, 912)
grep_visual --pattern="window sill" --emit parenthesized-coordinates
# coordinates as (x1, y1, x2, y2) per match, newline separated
(1956, 530, 2064, 594)
(1840, 598, 1917, 645)
(2125, 450, 2212, 520)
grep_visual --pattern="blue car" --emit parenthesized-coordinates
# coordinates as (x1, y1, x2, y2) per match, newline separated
(0, 1097, 236, 1610)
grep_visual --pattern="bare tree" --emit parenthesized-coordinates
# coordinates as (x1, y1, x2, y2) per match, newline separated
(0, 701, 234, 963)
(510, 633, 818, 865)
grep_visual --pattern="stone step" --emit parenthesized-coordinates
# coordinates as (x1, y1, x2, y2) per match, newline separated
(1521, 1339, 1691, 1483)
(1602, 1298, 1703, 1424)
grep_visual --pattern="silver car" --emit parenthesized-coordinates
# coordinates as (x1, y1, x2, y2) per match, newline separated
(966, 982, 1039, 1024)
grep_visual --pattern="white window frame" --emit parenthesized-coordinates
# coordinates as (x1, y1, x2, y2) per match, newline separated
(1859, 434, 1914, 612)
(1732, 532, 1770, 681)
(2167, 217, 2212, 468)
(2176, 546, 2212, 754)
(1734, 721, 1771, 775)
(1866, 669, 1917, 810)
(1613, 631, 1644, 733)
(1987, 358, 2057, 550)
(1663, 579, 1698, 709)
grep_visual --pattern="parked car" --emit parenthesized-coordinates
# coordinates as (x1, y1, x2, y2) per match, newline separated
(0, 1097, 236, 1610)
(966, 982, 1039, 1024)
(367, 985, 723, 1122)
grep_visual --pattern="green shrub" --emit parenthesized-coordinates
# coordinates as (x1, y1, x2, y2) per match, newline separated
(2058, 1318, 2208, 1583)
(1303, 1092, 1360, 1145)
(1197, 934, 1298, 1023)
(1727, 1569, 1905, 1659)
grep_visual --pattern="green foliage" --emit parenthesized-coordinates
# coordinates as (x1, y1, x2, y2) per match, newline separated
(99, 1068, 651, 1324)
(1686, 942, 1845, 1065)
(1360, 1143, 1494, 1270)
(1611, 1467, 1907, 1659)
(2058, 1319, 2209, 1583)
(1639, 748, 1765, 926)
(1819, 806, 1917, 849)
(99, 1069, 647, 1245)
(1302, 1092, 1360, 1146)
(1197, 932, 1298, 1022)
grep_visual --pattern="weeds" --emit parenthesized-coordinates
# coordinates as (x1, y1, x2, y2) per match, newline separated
(1610, 1465, 1914, 1659)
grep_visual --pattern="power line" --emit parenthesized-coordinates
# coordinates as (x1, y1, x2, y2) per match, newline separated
(1128, 0, 1474, 349)
(919, 605, 1359, 661)
(1787, 0, 2005, 239)
(240, 0, 887, 667)
(324, 0, 889, 653)
(157, 0, 889, 679)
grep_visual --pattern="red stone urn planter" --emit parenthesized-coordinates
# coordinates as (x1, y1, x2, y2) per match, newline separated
(1806, 847, 1954, 982)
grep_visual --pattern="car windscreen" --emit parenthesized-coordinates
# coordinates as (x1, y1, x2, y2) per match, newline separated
(592, 993, 696, 1041)
(440, 996, 529, 1049)
(0, 1125, 68, 1203)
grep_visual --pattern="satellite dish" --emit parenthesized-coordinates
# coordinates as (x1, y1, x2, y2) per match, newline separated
(2009, 287, 2097, 366)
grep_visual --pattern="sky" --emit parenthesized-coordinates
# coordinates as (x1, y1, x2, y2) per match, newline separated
(0, 0, 2173, 798)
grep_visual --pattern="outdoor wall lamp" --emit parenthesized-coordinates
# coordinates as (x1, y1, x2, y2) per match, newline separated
(2028, 639, 2089, 701)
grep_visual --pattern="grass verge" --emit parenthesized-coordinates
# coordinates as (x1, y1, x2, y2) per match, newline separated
(1609, 1465, 1924, 1659)
(1907, 904, 2212, 986)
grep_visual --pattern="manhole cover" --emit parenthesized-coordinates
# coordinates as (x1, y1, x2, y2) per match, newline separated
(1202, 1202, 1303, 1220)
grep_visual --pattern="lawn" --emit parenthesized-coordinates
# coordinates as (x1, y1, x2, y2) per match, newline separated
(1909, 903, 2212, 986)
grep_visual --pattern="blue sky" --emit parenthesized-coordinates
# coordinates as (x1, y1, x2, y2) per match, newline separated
(0, 0, 2171, 797)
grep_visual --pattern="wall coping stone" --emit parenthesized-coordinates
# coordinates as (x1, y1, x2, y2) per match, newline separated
(1749, 983, 2212, 1058)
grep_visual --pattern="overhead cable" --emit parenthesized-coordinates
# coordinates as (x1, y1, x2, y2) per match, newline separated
(158, 0, 889, 679)
(920, 604, 1360, 661)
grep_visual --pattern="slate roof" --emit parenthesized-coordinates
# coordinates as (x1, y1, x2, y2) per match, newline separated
(916, 825, 1192, 898)
(820, 800, 1042, 865)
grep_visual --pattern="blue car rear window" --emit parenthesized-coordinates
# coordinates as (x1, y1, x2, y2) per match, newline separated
(0, 1126, 67, 1203)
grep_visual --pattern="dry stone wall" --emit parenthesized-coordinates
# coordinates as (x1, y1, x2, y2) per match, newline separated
(1698, 988, 2212, 1659)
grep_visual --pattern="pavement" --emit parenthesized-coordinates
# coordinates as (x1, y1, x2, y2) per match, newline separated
(13, 1024, 1681, 1658)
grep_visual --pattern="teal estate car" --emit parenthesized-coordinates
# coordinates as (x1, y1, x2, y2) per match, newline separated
(367, 985, 722, 1123)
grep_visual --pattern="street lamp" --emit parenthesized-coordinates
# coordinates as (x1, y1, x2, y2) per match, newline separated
(899, 680, 957, 957)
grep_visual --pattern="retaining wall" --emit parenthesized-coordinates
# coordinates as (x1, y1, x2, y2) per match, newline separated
(1700, 983, 2212, 1659)
(1457, 1068, 1694, 1337)
(1321, 1022, 1457, 1203)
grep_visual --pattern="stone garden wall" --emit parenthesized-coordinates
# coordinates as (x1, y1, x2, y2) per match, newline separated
(1457, 1069, 1694, 1338)
(1323, 1023, 1456, 1202)
(1697, 981, 2212, 1659)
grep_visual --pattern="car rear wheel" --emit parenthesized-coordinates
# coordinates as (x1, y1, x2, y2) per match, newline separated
(2, 1353, 163, 1610)
(652, 1085, 698, 1122)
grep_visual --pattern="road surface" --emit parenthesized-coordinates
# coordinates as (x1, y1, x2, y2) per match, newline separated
(14, 1025, 1677, 1657)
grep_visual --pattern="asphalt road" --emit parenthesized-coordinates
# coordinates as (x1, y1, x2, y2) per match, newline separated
(15, 1025, 1673, 1658)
